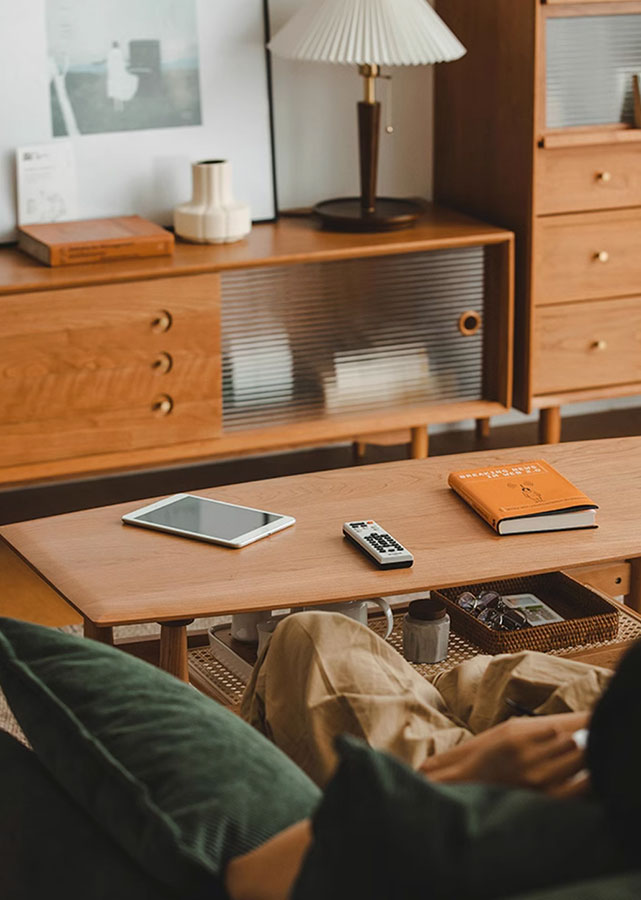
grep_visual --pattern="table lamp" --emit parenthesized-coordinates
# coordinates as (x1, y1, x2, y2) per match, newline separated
(269, 0, 465, 232)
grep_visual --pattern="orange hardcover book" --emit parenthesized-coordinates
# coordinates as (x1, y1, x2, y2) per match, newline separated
(18, 215, 174, 266)
(448, 459, 598, 535)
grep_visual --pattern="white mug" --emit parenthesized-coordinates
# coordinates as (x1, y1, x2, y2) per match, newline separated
(230, 611, 272, 643)
(302, 598, 394, 639)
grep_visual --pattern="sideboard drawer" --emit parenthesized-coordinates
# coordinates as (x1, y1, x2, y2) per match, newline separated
(535, 209, 641, 305)
(537, 145, 641, 216)
(0, 274, 221, 467)
(533, 296, 641, 395)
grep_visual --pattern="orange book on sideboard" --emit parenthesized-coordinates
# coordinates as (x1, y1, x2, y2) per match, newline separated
(18, 215, 174, 266)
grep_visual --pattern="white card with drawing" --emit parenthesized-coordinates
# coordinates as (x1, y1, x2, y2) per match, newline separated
(16, 140, 78, 225)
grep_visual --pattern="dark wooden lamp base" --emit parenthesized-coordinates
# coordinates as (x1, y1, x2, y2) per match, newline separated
(313, 197, 423, 232)
(313, 82, 424, 233)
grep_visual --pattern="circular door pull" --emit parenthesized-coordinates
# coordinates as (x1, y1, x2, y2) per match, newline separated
(458, 310, 482, 336)
(591, 340, 608, 351)
(152, 394, 173, 416)
(594, 251, 609, 263)
(151, 352, 173, 374)
(151, 310, 172, 333)
(596, 171, 612, 183)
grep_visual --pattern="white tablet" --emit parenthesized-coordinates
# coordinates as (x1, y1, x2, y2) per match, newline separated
(121, 493, 295, 548)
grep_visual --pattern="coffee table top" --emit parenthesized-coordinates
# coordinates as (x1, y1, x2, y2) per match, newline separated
(2, 437, 640, 627)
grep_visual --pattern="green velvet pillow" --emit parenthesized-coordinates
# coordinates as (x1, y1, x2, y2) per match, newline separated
(292, 735, 633, 900)
(0, 729, 179, 900)
(0, 617, 320, 900)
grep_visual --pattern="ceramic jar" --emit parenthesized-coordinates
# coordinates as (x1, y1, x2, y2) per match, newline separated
(402, 598, 450, 664)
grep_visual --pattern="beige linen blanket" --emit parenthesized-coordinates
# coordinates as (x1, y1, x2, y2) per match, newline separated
(242, 611, 611, 786)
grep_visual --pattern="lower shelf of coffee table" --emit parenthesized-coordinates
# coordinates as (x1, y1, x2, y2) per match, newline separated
(188, 603, 641, 709)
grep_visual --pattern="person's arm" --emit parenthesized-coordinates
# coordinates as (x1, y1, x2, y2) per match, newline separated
(225, 820, 312, 900)
(420, 711, 590, 797)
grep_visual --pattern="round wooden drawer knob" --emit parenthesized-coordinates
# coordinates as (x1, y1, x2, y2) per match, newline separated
(151, 310, 173, 333)
(591, 340, 608, 351)
(151, 352, 173, 374)
(596, 171, 612, 183)
(594, 251, 610, 263)
(152, 394, 173, 416)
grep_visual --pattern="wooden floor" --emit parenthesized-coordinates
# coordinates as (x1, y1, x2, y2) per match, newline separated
(1, 405, 641, 527)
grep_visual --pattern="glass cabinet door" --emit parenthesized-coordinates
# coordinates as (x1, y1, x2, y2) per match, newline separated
(547, 14, 641, 129)
(219, 247, 487, 431)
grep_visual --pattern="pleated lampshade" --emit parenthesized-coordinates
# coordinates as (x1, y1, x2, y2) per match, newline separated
(268, 0, 466, 66)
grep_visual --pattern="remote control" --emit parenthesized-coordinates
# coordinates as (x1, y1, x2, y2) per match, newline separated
(343, 520, 414, 569)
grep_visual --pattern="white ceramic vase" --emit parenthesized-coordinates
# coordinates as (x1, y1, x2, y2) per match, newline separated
(174, 160, 251, 244)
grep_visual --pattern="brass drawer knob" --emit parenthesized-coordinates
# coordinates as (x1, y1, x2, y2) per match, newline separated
(594, 251, 610, 263)
(596, 171, 612, 183)
(458, 310, 482, 336)
(151, 310, 172, 333)
(152, 394, 173, 416)
(151, 352, 173, 374)
(590, 340, 608, 351)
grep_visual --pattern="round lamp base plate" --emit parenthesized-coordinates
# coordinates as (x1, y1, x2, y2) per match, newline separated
(313, 197, 423, 232)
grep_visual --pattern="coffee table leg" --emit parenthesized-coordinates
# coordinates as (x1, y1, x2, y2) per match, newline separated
(84, 618, 114, 645)
(159, 620, 194, 681)
(410, 426, 429, 459)
(627, 558, 641, 613)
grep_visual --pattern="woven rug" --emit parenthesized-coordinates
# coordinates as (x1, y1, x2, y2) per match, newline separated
(0, 686, 27, 746)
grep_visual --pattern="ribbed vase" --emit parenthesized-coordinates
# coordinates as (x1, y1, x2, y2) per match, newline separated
(174, 160, 251, 245)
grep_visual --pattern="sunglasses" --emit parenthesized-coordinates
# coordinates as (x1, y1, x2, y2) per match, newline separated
(457, 590, 530, 632)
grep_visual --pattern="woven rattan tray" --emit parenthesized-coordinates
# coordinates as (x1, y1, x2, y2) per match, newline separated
(433, 572, 618, 654)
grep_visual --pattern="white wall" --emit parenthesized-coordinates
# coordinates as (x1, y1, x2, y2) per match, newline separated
(268, 0, 434, 211)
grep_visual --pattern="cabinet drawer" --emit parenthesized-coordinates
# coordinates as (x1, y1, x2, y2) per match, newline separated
(535, 208, 641, 305)
(0, 274, 221, 468)
(533, 296, 641, 395)
(537, 145, 641, 216)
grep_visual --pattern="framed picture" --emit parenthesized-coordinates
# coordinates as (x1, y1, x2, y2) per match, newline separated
(0, 0, 277, 242)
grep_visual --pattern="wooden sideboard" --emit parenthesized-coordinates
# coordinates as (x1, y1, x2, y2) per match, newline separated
(0, 207, 513, 486)
(435, 0, 641, 444)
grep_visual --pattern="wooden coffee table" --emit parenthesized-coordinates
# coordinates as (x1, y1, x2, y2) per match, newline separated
(3, 436, 641, 681)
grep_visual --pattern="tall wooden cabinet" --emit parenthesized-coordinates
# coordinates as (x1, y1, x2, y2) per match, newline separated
(435, 0, 641, 442)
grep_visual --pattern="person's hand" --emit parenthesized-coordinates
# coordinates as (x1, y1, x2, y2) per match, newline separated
(419, 712, 590, 797)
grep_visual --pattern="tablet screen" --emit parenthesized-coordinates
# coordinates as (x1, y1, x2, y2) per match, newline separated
(135, 496, 282, 541)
